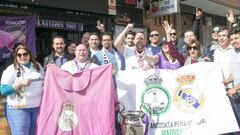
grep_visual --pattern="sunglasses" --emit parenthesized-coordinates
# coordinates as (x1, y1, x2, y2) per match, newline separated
(150, 34, 159, 37)
(170, 33, 177, 36)
(187, 46, 198, 50)
(17, 52, 29, 57)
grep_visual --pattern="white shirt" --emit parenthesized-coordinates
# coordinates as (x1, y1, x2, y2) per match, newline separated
(231, 50, 240, 85)
(214, 46, 234, 88)
(123, 46, 153, 70)
(1, 63, 44, 108)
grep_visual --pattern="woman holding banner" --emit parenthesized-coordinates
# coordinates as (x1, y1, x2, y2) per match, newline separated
(0, 44, 44, 135)
(142, 41, 184, 69)
(184, 40, 207, 65)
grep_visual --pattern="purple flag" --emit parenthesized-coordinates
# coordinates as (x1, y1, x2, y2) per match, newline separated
(0, 16, 36, 57)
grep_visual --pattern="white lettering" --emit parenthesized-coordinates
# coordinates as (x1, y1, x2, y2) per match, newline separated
(2, 53, 11, 59)
(5, 20, 26, 25)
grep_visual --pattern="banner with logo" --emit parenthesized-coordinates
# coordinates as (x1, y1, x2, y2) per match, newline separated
(116, 62, 239, 135)
(0, 16, 36, 61)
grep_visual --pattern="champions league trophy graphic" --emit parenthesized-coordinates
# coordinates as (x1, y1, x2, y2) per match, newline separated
(119, 103, 152, 135)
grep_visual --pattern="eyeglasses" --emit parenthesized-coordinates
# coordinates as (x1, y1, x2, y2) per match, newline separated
(16, 52, 29, 57)
(170, 33, 177, 36)
(187, 46, 198, 50)
(150, 34, 159, 37)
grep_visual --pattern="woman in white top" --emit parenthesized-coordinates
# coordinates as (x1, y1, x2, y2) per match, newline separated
(0, 44, 44, 135)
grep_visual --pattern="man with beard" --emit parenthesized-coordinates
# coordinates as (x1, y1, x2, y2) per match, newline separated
(114, 24, 153, 70)
(43, 35, 70, 69)
(92, 32, 125, 73)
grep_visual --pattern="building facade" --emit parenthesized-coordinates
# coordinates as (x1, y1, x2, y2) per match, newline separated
(141, 0, 239, 46)
(0, 0, 115, 63)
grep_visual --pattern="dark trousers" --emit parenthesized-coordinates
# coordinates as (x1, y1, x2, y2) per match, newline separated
(115, 111, 122, 135)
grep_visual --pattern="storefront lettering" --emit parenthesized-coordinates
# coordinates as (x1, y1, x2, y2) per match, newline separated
(37, 19, 82, 31)
(66, 23, 77, 29)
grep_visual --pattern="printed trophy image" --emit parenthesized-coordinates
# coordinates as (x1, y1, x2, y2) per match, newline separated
(119, 74, 167, 135)
(119, 103, 152, 135)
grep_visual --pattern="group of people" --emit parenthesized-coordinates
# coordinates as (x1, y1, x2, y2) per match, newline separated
(0, 7, 240, 135)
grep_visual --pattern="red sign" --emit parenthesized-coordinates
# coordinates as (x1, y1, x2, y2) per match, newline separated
(124, 0, 137, 6)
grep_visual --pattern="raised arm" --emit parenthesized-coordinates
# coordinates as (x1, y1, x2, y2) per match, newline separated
(226, 10, 238, 28)
(96, 20, 105, 33)
(168, 42, 185, 65)
(192, 8, 202, 39)
(114, 23, 134, 54)
(162, 20, 172, 42)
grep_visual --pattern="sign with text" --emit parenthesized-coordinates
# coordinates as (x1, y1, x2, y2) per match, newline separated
(37, 19, 83, 31)
(116, 62, 239, 135)
(0, 16, 36, 59)
(150, 0, 178, 16)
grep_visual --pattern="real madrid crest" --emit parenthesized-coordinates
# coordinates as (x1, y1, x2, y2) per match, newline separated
(173, 74, 205, 113)
(58, 103, 78, 131)
(141, 74, 171, 116)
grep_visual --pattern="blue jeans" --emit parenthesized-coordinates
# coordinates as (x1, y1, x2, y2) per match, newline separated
(6, 106, 39, 135)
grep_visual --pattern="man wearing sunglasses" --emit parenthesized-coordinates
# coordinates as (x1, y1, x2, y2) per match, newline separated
(146, 31, 161, 55)
(203, 26, 220, 62)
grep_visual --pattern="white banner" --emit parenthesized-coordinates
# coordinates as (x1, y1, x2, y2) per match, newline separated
(116, 62, 239, 135)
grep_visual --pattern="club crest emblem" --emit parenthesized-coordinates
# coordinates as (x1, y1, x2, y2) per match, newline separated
(141, 74, 171, 115)
(58, 103, 78, 131)
(173, 74, 205, 113)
